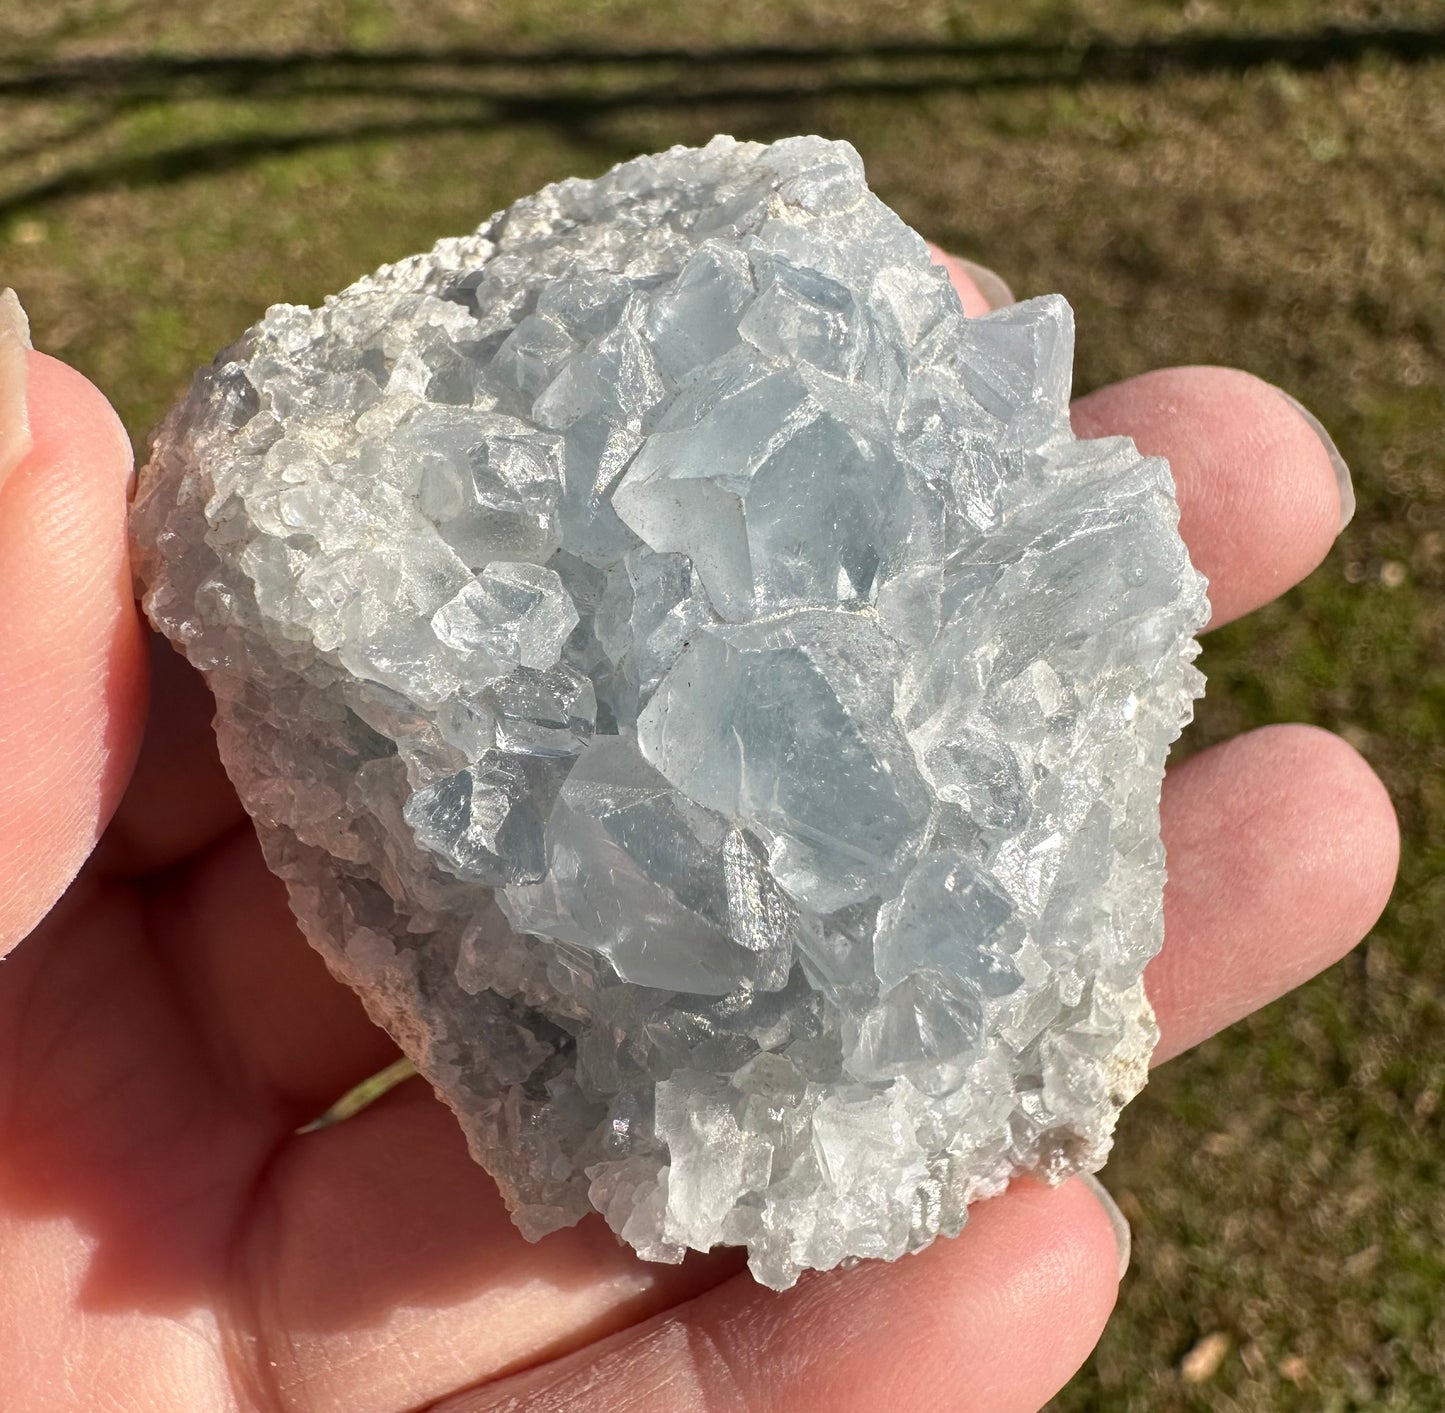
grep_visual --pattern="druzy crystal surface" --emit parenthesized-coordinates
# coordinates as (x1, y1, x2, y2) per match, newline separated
(131, 135, 1208, 1288)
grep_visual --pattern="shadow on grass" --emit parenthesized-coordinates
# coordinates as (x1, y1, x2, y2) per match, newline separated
(1, 22, 1442, 220)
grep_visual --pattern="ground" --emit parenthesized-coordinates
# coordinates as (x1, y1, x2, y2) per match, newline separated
(1, 2, 1442, 1408)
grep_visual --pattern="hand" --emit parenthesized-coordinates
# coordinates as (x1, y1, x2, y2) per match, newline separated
(0, 261, 1397, 1413)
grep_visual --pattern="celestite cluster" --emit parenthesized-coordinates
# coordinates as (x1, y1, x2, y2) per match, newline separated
(131, 136, 1208, 1288)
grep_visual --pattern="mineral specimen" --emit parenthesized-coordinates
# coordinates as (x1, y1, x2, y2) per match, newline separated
(130, 135, 1209, 1289)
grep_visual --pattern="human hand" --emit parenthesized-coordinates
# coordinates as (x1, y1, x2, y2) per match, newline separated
(0, 262, 1397, 1413)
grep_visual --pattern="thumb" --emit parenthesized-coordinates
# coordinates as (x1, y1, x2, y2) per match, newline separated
(0, 303, 148, 955)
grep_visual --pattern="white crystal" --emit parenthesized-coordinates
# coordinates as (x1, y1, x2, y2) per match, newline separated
(130, 135, 1208, 1289)
(432, 561, 579, 669)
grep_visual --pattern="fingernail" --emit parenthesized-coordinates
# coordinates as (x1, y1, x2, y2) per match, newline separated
(953, 257, 1015, 312)
(1, 286, 33, 493)
(1079, 1172, 1131, 1280)
(1277, 388, 1355, 531)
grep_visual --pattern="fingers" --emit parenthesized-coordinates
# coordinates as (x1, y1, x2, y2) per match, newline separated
(0, 352, 148, 955)
(147, 826, 398, 1115)
(243, 1084, 745, 1413)
(1150, 724, 1399, 1064)
(438, 1176, 1119, 1413)
(1071, 366, 1345, 629)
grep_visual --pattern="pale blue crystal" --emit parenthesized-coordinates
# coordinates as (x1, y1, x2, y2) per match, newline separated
(131, 135, 1208, 1290)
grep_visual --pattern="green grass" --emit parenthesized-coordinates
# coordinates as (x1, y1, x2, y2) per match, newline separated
(2, 2, 1442, 1407)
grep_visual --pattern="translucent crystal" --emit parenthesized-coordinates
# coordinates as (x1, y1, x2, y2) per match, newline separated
(130, 135, 1208, 1290)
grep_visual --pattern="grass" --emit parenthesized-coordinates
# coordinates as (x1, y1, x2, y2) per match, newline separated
(2, 2, 1442, 1407)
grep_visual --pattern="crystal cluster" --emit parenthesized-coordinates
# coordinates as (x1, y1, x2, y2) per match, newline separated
(131, 136, 1208, 1288)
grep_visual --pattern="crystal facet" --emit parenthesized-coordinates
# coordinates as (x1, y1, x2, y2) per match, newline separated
(130, 135, 1208, 1289)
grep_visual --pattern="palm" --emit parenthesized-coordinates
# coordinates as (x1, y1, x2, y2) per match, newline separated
(0, 268, 1397, 1413)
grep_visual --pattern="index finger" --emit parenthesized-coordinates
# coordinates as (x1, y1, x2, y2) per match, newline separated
(0, 340, 148, 953)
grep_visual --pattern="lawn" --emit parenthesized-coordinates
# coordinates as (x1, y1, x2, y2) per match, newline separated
(2, 2, 1442, 1407)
